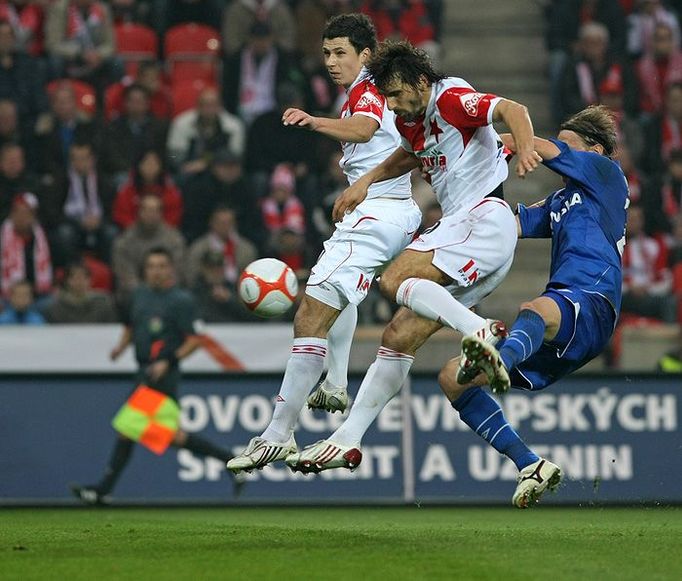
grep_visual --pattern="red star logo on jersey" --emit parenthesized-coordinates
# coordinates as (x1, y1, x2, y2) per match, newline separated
(430, 119, 443, 143)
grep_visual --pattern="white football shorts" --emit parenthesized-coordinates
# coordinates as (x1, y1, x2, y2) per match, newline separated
(408, 196, 518, 307)
(306, 196, 422, 309)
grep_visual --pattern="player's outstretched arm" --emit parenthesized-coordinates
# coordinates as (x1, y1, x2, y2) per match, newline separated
(501, 133, 561, 162)
(282, 108, 379, 143)
(332, 147, 419, 221)
(493, 100, 542, 178)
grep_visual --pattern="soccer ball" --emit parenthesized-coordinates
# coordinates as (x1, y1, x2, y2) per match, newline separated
(238, 258, 298, 318)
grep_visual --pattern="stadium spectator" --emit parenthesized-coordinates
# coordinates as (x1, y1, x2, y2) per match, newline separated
(621, 204, 677, 322)
(166, 86, 244, 177)
(244, 83, 321, 194)
(55, 141, 116, 263)
(0, 20, 47, 124)
(0, 99, 31, 152)
(43, 261, 116, 322)
(101, 84, 167, 185)
(33, 80, 98, 181)
(627, 0, 681, 59)
(222, 0, 296, 56)
(614, 142, 650, 217)
(0, 142, 41, 222)
(191, 248, 258, 322)
(653, 148, 682, 232)
(636, 22, 682, 116)
(544, 0, 627, 125)
(71, 246, 242, 506)
(0, 0, 48, 56)
(105, 61, 172, 121)
(0, 278, 45, 324)
(180, 148, 263, 247)
(261, 163, 305, 241)
(45, 0, 123, 95)
(111, 194, 185, 299)
(598, 74, 645, 164)
(185, 205, 257, 288)
(112, 148, 182, 230)
(270, 226, 308, 273)
(643, 81, 682, 173)
(0, 192, 52, 300)
(223, 21, 304, 125)
(163, 0, 222, 31)
(557, 22, 638, 123)
(360, 1, 439, 60)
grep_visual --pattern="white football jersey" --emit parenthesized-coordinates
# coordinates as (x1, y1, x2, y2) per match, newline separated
(397, 77, 508, 216)
(340, 68, 411, 200)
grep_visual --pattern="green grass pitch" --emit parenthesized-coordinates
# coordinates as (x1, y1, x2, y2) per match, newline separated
(1, 507, 680, 580)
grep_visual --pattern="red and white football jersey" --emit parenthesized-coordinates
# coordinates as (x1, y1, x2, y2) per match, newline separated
(397, 77, 508, 216)
(340, 68, 411, 200)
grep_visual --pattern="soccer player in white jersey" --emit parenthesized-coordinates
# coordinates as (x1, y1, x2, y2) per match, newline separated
(227, 16, 421, 473)
(286, 40, 542, 474)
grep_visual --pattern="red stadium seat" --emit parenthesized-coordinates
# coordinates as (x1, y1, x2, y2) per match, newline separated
(46, 79, 97, 115)
(164, 23, 220, 85)
(171, 79, 216, 117)
(115, 23, 159, 76)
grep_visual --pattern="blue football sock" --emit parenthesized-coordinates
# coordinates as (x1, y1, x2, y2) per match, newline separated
(453, 387, 539, 470)
(499, 309, 546, 372)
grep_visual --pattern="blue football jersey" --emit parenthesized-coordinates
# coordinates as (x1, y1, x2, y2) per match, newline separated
(517, 139, 628, 312)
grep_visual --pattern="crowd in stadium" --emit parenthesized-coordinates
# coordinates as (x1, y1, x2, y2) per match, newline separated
(0, 0, 444, 326)
(1, 0, 682, 343)
(545, 0, 682, 332)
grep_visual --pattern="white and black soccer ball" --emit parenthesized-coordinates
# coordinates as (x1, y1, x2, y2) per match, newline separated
(238, 258, 298, 318)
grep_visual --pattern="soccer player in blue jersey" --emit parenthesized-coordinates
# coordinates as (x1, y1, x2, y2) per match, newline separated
(439, 105, 629, 508)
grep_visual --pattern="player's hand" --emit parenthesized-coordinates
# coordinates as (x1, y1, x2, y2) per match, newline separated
(147, 360, 170, 382)
(282, 108, 318, 131)
(333, 180, 369, 222)
(110, 345, 125, 361)
(515, 149, 543, 178)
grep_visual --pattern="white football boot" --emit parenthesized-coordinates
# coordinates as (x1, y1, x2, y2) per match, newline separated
(286, 439, 363, 474)
(460, 332, 511, 395)
(512, 458, 562, 508)
(306, 380, 349, 413)
(226, 435, 297, 474)
(457, 319, 508, 386)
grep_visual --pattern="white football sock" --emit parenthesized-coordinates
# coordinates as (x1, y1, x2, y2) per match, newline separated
(396, 277, 484, 334)
(331, 347, 414, 447)
(261, 337, 327, 443)
(324, 303, 358, 388)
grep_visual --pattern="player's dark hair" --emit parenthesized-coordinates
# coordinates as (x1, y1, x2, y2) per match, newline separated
(323, 13, 377, 54)
(560, 105, 618, 158)
(366, 40, 445, 92)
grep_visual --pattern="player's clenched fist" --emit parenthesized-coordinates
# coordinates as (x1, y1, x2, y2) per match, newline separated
(515, 149, 543, 178)
(282, 108, 319, 130)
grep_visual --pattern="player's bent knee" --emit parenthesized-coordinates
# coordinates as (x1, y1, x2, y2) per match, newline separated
(378, 268, 403, 301)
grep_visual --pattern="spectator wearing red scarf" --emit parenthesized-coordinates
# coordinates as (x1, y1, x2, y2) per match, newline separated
(112, 149, 182, 229)
(636, 22, 682, 114)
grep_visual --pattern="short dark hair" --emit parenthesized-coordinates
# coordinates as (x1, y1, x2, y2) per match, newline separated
(560, 105, 618, 158)
(145, 247, 173, 265)
(366, 40, 445, 92)
(323, 13, 377, 54)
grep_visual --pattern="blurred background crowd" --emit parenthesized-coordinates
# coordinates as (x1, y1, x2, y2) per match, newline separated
(0, 0, 444, 326)
(1, 0, 681, 361)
